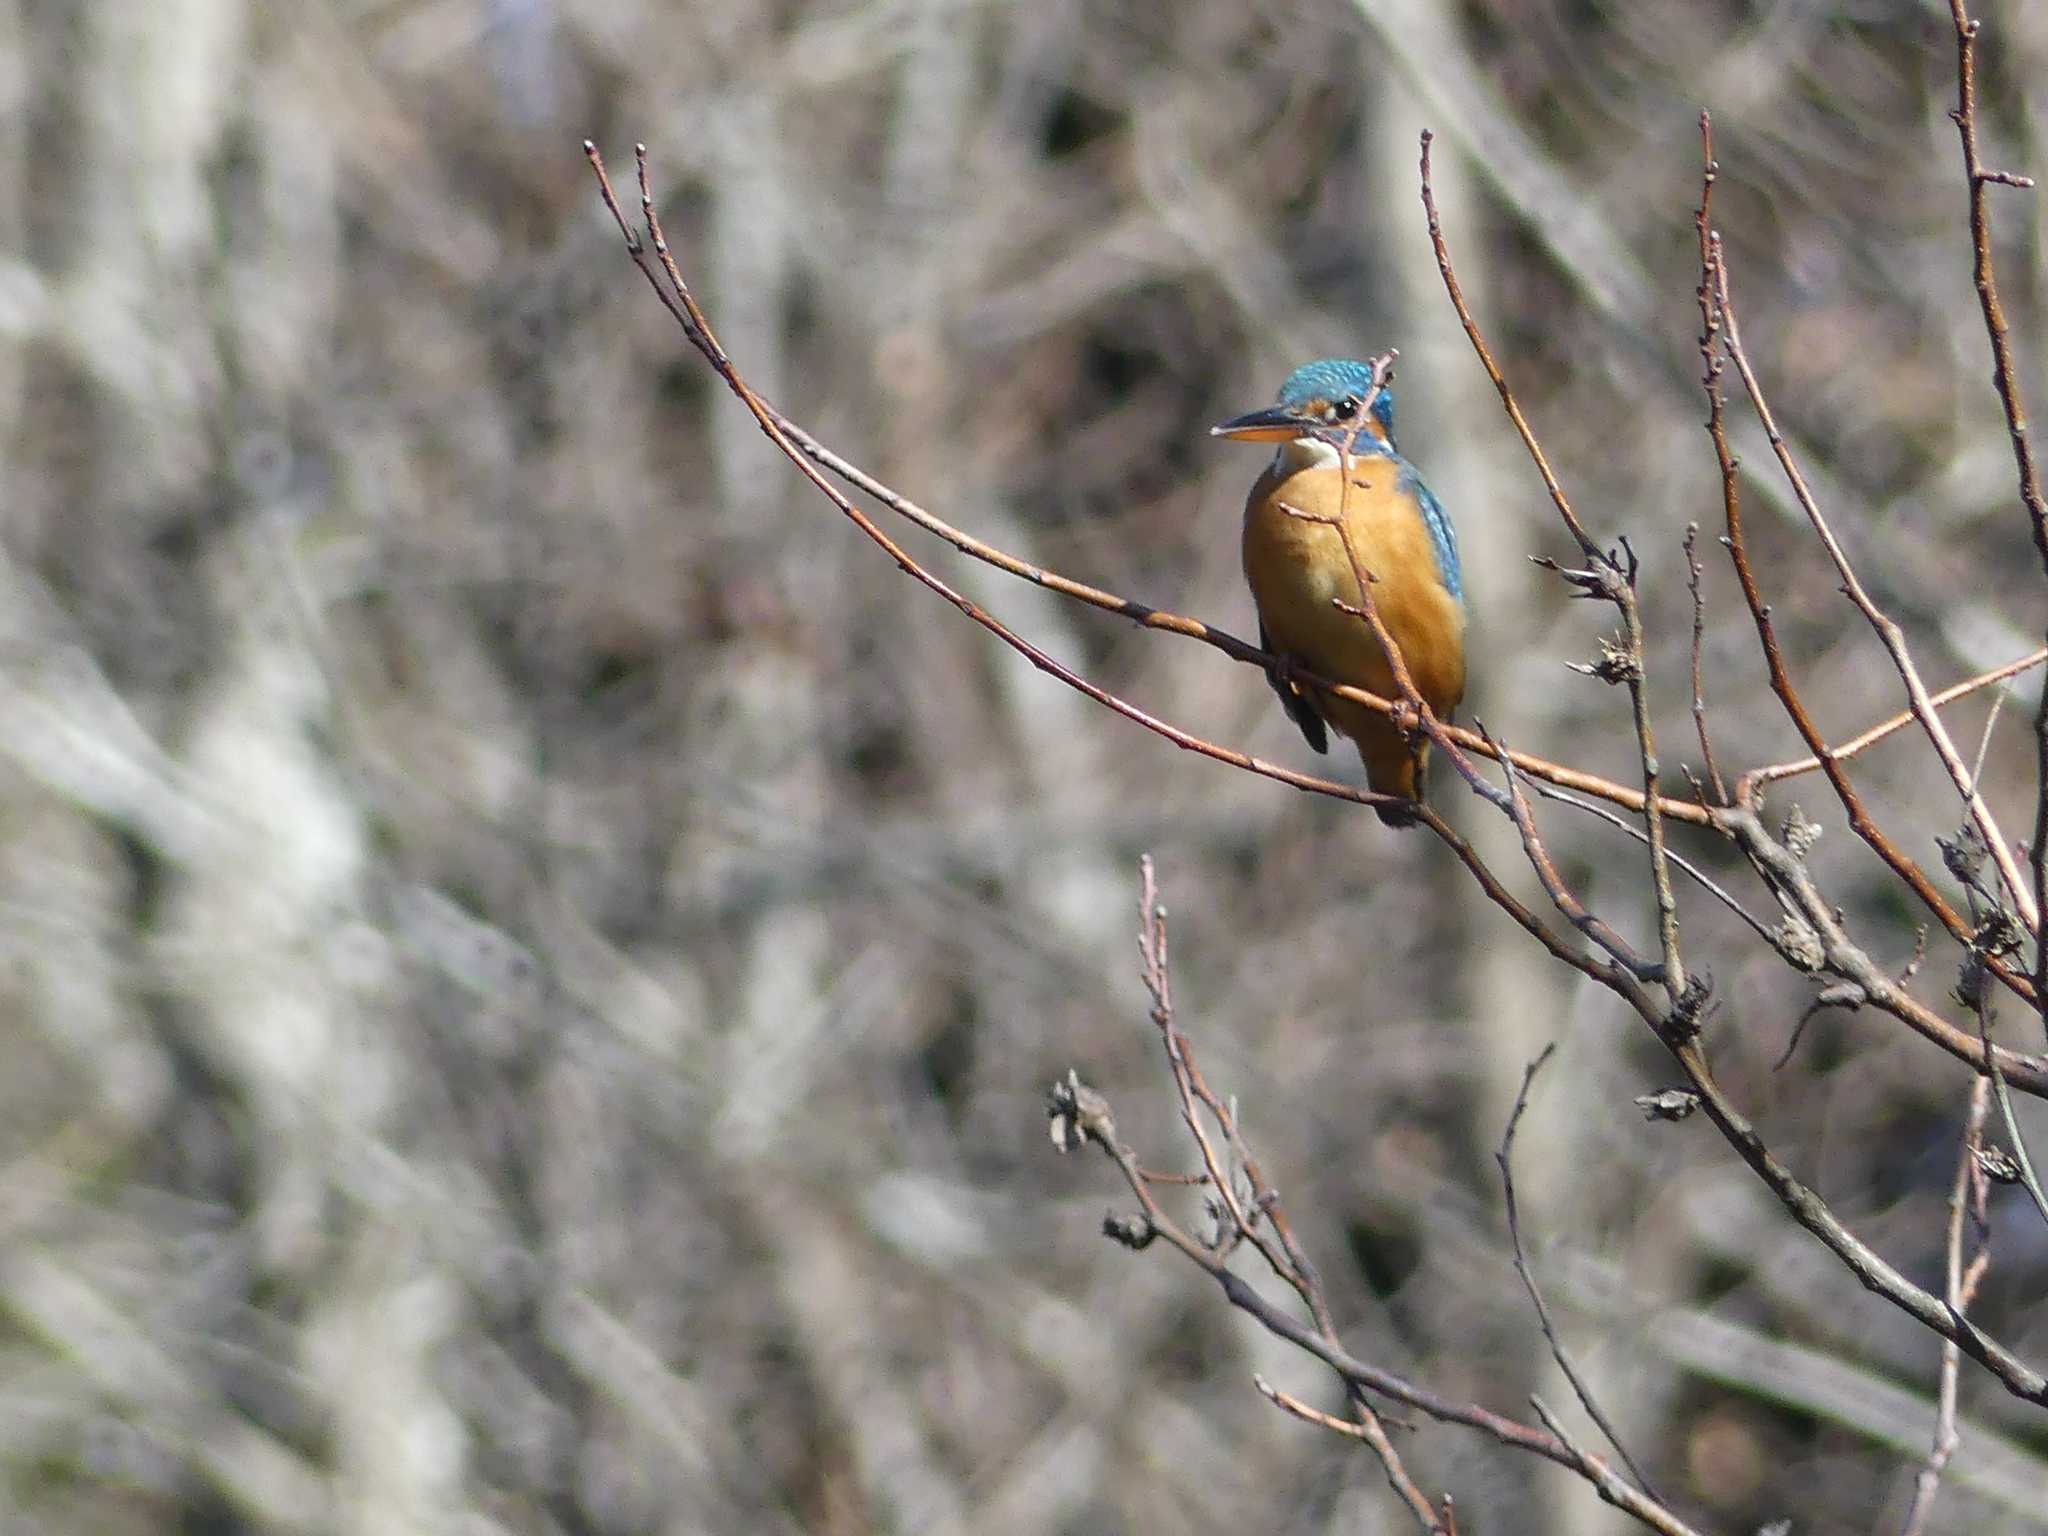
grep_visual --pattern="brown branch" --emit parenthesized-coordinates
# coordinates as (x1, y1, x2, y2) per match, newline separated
(1712, 250, 2039, 934)
(1420, 130, 1689, 1005)
(1254, 1375, 1382, 1443)
(1417, 806, 1646, 997)
(1483, 721, 1662, 982)
(1945, 0, 2048, 582)
(1720, 805, 2048, 1093)
(1419, 130, 1599, 565)
(1529, 1396, 1673, 1535)
(1665, 1019, 2045, 1406)
(1943, 0, 2048, 993)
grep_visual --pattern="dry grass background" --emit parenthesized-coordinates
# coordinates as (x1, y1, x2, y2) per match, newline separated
(2, 1, 2047, 1532)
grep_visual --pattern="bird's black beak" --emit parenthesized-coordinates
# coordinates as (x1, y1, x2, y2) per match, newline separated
(1210, 405, 1304, 442)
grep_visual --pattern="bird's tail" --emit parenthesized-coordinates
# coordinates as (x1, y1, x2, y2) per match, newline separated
(1359, 726, 1427, 827)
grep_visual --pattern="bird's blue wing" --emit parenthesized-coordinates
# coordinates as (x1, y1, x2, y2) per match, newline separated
(1400, 462, 1462, 604)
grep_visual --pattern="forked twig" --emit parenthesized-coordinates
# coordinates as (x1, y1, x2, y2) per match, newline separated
(1048, 862, 1704, 1536)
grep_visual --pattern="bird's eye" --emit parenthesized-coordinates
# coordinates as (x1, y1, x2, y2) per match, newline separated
(1331, 395, 1361, 421)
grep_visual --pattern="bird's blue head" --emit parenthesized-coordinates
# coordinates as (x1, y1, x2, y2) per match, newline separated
(1211, 358, 1397, 450)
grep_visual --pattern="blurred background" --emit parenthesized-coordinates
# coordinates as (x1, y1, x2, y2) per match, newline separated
(3, 0, 2047, 1531)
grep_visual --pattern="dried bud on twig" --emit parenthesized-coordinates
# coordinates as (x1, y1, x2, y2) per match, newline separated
(1101, 1211, 1156, 1248)
(1568, 634, 1641, 685)
(1939, 821, 1990, 885)
(1635, 1088, 1702, 1122)
(1773, 913, 1826, 972)
(1666, 971, 1715, 1039)
(1049, 1070, 1117, 1154)
(1780, 803, 1823, 858)
(1973, 1144, 2023, 1185)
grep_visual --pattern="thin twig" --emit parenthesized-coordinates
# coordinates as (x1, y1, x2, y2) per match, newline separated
(1483, 720, 1662, 983)
(2035, 674, 2048, 1039)
(1682, 523, 1727, 805)
(1531, 779, 1775, 946)
(1529, 1396, 1678, 1533)
(1497, 1045, 1660, 1497)
(1746, 648, 2048, 791)
(1899, 1075, 1992, 1536)
(1419, 132, 1598, 563)
(1970, 977, 2048, 1234)
(1254, 1375, 1377, 1444)
(1134, 859, 1443, 1529)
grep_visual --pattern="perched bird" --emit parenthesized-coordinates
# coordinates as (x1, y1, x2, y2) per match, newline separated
(1213, 358, 1465, 824)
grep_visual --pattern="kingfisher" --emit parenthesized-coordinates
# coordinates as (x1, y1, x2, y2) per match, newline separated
(1212, 358, 1465, 824)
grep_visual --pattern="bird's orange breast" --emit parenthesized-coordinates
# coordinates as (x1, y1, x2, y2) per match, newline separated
(1242, 455, 1466, 761)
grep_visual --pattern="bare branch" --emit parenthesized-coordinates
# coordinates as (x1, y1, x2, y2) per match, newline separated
(1497, 1046, 1660, 1497)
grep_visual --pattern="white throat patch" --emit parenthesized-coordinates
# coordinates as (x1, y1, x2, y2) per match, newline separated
(1272, 435, 1344, 475)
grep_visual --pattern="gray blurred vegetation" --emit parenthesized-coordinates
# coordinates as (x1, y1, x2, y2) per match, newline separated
(2, 0, 2047, 1532)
